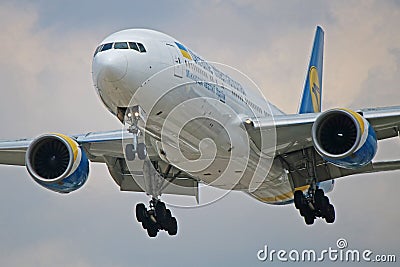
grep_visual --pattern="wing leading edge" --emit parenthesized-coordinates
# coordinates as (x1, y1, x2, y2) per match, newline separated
(0, 129, 199, 198)
(1, 105, 398, 172)
(245, 106, 400, 156)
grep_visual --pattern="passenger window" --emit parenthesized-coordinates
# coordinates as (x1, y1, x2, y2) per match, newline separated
(114, 42, 129, 49)
(137, 43, 146, 52)
(129, 42, 139, 51)
(101, 43, 113, 51)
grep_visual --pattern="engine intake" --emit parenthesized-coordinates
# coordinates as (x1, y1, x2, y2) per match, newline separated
(312, 109, 377, 169)
(26, 134, 89, 193)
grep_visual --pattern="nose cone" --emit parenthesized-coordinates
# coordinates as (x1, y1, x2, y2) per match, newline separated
(93, 52, 128, 83)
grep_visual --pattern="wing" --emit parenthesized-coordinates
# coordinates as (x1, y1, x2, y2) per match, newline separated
(0, 130, 125, 166)
(0, 139, 31, 166)
(244, 106, 400, 188)
(0, 130, 198, 198)
(360, 106, 400, 139)
(245, 106, 400, 155)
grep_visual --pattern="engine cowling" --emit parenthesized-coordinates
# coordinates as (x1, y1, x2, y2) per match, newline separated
(26, 133, 89, 193)
(312, 109, 377, 169)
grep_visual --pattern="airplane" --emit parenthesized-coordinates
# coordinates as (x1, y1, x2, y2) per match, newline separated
(1, 26, 400, 238)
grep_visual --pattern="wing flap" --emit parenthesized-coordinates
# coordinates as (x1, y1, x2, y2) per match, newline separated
(361, 106, 400, 140)
(244, 113, 317, 155)
(104, 156, 199, 198)
(281, 146, 400, 189)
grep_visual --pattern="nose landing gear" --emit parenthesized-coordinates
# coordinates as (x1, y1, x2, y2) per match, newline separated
(124, 105, 147, 161)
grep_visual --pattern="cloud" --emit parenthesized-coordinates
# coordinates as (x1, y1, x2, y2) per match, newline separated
(0, 239, 94, 267)
(325, 1, 400, 109)
(0, 3, 120, 138)
(181, 1, 400, 113)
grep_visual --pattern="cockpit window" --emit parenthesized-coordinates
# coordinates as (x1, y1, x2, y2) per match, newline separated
(101, 43, 113, 51)
(114, 42, 129, 49)
(137, 43, 146, 52)
(94, 41, 146, 57)
(129, 42, 139, 51)
(93, 45, 102, 57)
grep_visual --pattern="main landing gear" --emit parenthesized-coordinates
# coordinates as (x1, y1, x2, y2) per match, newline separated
(125, 105, 147, 161)
(135, 199, 178, 237)
(292, 149, 335, 225)
(294, 187, 335, 225)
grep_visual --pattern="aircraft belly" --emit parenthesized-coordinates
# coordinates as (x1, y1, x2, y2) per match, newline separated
(247, 160, 295, 205)
(144, 87, 245, 187)
(98, 62, 286, 196)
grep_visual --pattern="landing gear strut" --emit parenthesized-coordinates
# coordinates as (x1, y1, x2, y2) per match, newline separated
(292, 149, 336, 225)
(294, 187, 335, 225)
(135, 198, 178, 237)
(125, 105, 147, 161)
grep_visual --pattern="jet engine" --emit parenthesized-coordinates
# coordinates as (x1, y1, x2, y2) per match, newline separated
(312, 109, 377, 169)
(26, 134, 89, 193)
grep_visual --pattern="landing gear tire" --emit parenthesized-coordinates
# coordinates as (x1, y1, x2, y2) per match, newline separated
(155, 201, 167, 222)
(314, 189, 325, 209)
(137, 143, 147, 160)
(135, 203, 146, 223)
(315, 192, 330, 217)
(299, 206, 306, 217)
(167, 217, 178, 236)
(159, 209, 172, 229)
(304, 209, 315, 225)
(325, 204, 335, 223)
(294, 190, 305, 209)
(294, 186, 336, 225)
(135, 200, 178, 237)
(146, 221, 158, 238)
(165, 209, 172, 220)
(141, 215, 150, 229)
(125, 144, 135, 161)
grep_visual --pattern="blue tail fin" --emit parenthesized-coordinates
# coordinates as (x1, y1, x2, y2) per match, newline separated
(298, 26, 324, 114)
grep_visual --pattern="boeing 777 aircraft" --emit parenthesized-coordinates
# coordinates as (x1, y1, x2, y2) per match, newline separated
(1, 26, 400, 237)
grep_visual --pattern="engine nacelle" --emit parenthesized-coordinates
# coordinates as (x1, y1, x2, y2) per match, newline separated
(312, 109, 377, 169)
(26, 133, 89, 193)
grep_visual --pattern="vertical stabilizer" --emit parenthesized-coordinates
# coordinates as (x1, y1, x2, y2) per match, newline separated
(298, 26, 324, 114)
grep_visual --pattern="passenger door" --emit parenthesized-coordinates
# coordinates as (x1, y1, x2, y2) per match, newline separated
(166, 43, 183, 78)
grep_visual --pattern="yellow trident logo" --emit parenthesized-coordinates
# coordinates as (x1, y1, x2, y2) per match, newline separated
(309, 66, 321, 112)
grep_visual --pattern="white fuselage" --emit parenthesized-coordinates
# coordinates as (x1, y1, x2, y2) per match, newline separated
(92, 29, 296, 204)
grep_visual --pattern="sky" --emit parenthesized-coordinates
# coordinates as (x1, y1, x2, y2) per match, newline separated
(0, 0, 399, 266)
